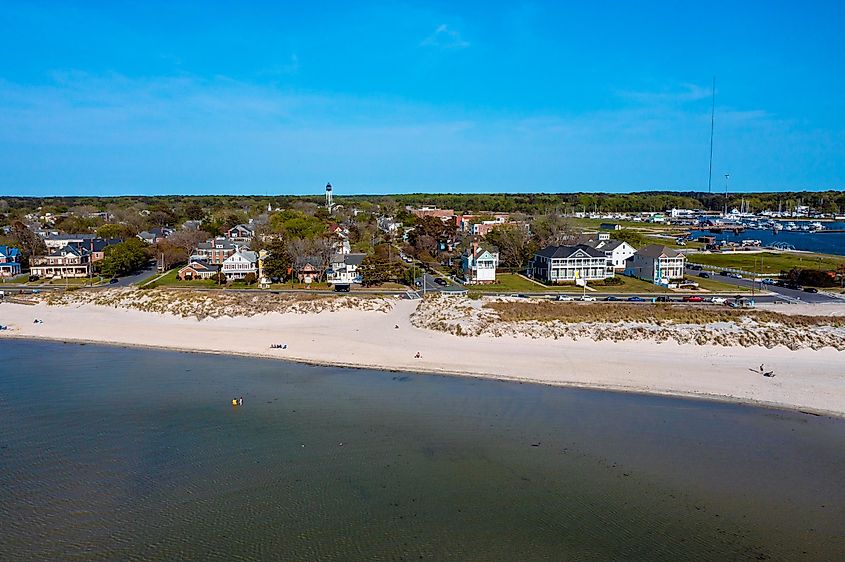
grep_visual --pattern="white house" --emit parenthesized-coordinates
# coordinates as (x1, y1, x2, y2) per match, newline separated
(461, 244, 499, 284)
(529, 244, 613, 284)
(582, 239, 637, 270)
(625, 244, 685, 285)
(327, 253, 366, 284)
(221, 249, 258, 280)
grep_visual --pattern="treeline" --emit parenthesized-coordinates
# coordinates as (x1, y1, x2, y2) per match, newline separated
(2, 190, 843, 220)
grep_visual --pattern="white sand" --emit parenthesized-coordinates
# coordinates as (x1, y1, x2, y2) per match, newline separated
(2, 300, 844, 417)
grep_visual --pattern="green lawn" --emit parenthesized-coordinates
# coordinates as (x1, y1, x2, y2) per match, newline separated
(687, 251, 845, 275)
(468, 273, 674, 294)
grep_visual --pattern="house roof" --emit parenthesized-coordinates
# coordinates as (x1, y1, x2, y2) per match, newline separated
(197, 238, 238, 250)
(69, 238, 121, 253)
(50, 244, 88, 257)
(535, 244, 606, 259)
(0, 245, 21, 258)
(344, 253, 366, 266)
(581, 239, 628, 252)
(45, 233, 96, 241)
(635, 244, 683, 259)
(181, 259, 215, 272)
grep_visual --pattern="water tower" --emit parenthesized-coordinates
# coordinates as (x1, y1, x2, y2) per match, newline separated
(325, 182, 333, 212)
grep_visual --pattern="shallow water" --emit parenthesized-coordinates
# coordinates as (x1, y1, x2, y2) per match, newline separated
(1, 340, 844, 560)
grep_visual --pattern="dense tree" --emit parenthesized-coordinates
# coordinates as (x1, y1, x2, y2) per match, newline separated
(484, 226, 536, 270)
(10, 221, 46, 262)
(359, 244, 403, 286)
(262, 238, 293, 281)
(96, 223, 137, 239)
(100, 239, 150, 277)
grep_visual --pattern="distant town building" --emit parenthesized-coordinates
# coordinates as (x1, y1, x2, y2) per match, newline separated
(43, 233, 98, 251)
(195, 238, 244, 265)
(600, 223, 622, 231)
(625, 244, 685, 285)
(529, 245, 613, 284)
(409, 206, 455, 220)
(225, 224, 254, 244)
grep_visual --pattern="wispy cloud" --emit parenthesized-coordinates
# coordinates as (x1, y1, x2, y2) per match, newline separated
(420, 24, 470, 49)
(618, 83, 714, 105)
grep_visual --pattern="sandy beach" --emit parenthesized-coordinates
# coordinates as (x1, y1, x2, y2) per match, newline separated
(2, 297, 844, 417)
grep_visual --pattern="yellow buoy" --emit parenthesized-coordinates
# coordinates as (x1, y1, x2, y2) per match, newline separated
(232, 399, 238, 406)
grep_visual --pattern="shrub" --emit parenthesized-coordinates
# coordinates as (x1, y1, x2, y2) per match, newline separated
(243, 272, 257, 284)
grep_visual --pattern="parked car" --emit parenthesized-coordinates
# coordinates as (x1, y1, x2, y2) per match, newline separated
(698, 272, 711, 278)
(627, 296, 645, 302)
(334, 284, 351, 292)
(109, 278, 119, 284)
(761, 278, 776, 285)
(604, 296, 620, 301)
(579, 295, 596, 302)
(509, 293, 529, 299)
(786, 283, 801, 290)
(729, 273, 743, 279)
(654, 296, 672, 302)
(682, 296, 704, 302)
(434, 278, 447, 286)
(555, 295, 574, 301)
(688, 264, 703, 270)
(28, 275, 39, 282)
(710, 297, 727, 304)
(719, 270, 730, 276)
(803, 287, 819, 293)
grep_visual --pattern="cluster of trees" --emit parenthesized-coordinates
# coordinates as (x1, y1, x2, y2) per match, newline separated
(782, 267, 845, 288)
(100, 239, 150, 277)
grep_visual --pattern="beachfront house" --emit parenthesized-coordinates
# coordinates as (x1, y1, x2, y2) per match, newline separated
(221, 249, 258, 280)
(0, 245, 22, 277)
(461, 243, 499, 284)
(177, 259, 218, 281)
(327, 253, 366, 284)
(29, 245, 92, 278)
(581, 238, 637, 270)
(625, 244, 686, 285)
(296, 262, 321, 284)
(529, 244, 613, 284)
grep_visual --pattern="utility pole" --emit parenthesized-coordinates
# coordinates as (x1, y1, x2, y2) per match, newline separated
(708, 76, 716, 194)
(723, 173, 730, 216)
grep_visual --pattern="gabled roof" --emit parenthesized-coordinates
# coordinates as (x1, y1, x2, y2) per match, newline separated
(50, 244, 88, 257)
(535, 244, 606, 259)
(635, 244, 683, 259)
(0, 245, 21, 258)
(181, 259, 215, 272)
(344, 253, 366, 267)
(45, 233, 96, 241)
(581, 239, 629, 252)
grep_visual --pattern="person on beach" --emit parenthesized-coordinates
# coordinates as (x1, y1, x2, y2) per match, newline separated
(415, 352, 421, 359)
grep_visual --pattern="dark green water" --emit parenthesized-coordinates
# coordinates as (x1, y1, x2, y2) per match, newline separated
(1, 341, 844, 561)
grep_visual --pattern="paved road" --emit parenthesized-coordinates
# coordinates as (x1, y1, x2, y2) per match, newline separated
(415, 272, 466, 294)
(685, 265, 838, 303)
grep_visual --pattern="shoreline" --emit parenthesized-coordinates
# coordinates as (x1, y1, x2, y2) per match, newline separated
(2, 300, 844, 419)
(2, 332, 840, 419)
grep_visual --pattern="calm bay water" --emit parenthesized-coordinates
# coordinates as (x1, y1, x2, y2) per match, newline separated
(690, 221, 845, 255)
(1, 340, 844, 560)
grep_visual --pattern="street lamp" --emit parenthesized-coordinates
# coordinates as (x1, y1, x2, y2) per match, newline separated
(723, 173, 730, 216)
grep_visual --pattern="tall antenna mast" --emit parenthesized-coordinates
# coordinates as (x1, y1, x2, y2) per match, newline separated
(707, 76, 716, 194)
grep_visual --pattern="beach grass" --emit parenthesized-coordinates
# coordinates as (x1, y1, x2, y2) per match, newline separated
(484, 301, 845, 327)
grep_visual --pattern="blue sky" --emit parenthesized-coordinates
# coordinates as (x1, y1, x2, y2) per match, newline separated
(1, 1, 843, 196)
